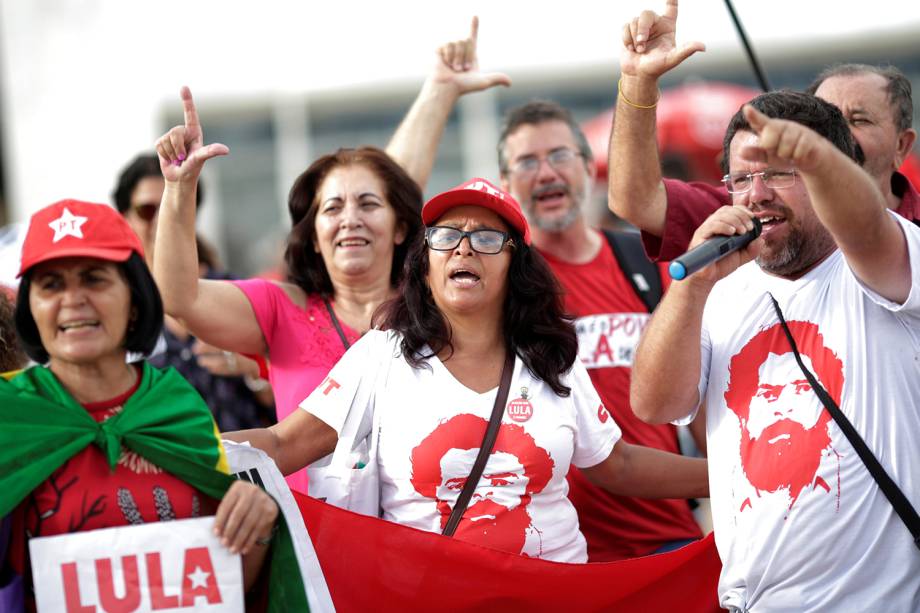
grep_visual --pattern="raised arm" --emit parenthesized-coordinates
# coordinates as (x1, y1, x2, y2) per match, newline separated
(386, 16, 510, 190)
(608, 0, 704, 236)
(631, 205, 760, 424)
(742, 105, 910, 302)
(153, 87, 268, 356)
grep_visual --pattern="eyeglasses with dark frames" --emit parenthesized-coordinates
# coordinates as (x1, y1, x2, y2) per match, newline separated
(425, 226, 514, 255)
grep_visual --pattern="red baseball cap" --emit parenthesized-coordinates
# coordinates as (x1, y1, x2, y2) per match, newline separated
(422, 178, 531, 245)
(18, 199, 145, 277)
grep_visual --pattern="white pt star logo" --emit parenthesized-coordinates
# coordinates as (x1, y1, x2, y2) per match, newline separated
(48, 207, 88, 243)
(187, 565, 211, 589)
(466, 180, 504, 199)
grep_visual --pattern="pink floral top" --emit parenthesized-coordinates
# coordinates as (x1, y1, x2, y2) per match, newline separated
(233, 279, 360, 493)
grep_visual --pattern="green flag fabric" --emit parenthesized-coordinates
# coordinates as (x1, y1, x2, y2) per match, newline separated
(0, 363, 309, 611)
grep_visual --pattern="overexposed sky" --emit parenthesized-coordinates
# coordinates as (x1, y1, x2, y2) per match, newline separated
(7, 1, 918, 95)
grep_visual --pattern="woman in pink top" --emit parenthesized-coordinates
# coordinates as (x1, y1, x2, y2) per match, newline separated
(152, 87, 422, 493)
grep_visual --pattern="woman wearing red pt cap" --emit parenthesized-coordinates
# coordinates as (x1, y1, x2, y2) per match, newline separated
(0, 200, 305, 608)
(229, 179, 709, 562)
(153, 87, 422, 495)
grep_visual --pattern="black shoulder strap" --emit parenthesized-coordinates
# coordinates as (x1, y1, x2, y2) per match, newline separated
(601, 229, 663, 313)
(323, 296, 351, 350)
(769, 293, 920, 551)
(442, 350, 515, 537)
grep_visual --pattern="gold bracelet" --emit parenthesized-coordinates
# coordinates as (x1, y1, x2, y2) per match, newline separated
(618, 77, 660, 109)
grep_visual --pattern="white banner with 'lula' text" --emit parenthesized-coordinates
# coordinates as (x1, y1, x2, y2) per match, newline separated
(29, 516, 243, 612)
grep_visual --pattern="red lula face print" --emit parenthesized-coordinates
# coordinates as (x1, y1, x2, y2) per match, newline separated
(410, 414, 554, 555)
(724, 321, 843, 512)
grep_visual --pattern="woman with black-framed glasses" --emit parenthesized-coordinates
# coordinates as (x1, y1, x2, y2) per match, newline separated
(229, 177, 708, 562)
(425, 225, 514, 254)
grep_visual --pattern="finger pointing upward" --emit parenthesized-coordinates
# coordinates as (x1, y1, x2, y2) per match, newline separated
(182, 86, 199, 128)
(464, 16, 479, 70)
(663, 0, 679, 21)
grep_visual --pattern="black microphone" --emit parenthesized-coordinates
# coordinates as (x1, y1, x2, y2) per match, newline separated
(668, 217, 762, 280)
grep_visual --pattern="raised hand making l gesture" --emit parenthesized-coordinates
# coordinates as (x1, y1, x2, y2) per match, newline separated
(620, 0, 705, 81)
(155, 86, 229, 185)
(609, 0, 706, 237)
(387, 16, 510, 190)
(433, 16, 511, 96)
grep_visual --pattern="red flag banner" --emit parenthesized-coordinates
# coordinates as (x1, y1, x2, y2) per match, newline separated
(293, 492, 722, 612)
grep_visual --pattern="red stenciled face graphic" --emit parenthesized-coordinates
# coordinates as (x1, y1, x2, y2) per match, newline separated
(724, 321, 843, 512)
(597, 404, 609, 423)
(409, 414, 554, 555)
(507, 398, 533, 423)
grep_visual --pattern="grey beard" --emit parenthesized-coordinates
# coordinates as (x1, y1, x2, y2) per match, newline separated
(530, 204, 581, 233)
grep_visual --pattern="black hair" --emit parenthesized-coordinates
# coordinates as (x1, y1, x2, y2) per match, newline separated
(375, 230, 578, 397)
(15, 252, 164, 364)
(284, 147, 423, 294)
(721, 90, 858, 175)
(112, 153, 203, 214)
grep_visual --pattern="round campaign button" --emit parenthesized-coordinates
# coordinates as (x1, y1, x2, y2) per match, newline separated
(507, 397, 533, 423)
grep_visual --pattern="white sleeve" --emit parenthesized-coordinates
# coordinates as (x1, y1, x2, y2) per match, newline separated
(568, 361, 621, 468)
(299, 330, 389, 440)
(850, 212, 920, 320)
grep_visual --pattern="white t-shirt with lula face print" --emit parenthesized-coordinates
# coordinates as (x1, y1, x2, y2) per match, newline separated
(695, 212, 920, 612)
(301, 330, 619, 563)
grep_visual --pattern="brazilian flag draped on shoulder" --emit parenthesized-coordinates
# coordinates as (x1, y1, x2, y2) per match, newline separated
(0, 362, 308, 611)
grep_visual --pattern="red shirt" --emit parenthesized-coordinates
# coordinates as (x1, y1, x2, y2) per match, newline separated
(541, 236, 702, 561)
(10, 371, 212, 577)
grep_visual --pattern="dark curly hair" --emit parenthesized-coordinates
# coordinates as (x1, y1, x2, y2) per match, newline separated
(722, 90, 858, 174)
(15, 253, 163, 364)
(375, 229, 578, 397)
(284, 147, 423, 295)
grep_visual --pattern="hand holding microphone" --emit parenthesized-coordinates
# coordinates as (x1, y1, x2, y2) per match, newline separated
(669, 217, 762, 280)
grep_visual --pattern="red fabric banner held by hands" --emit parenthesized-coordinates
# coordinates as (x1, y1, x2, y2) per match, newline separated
(293, 491, 721, 612)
